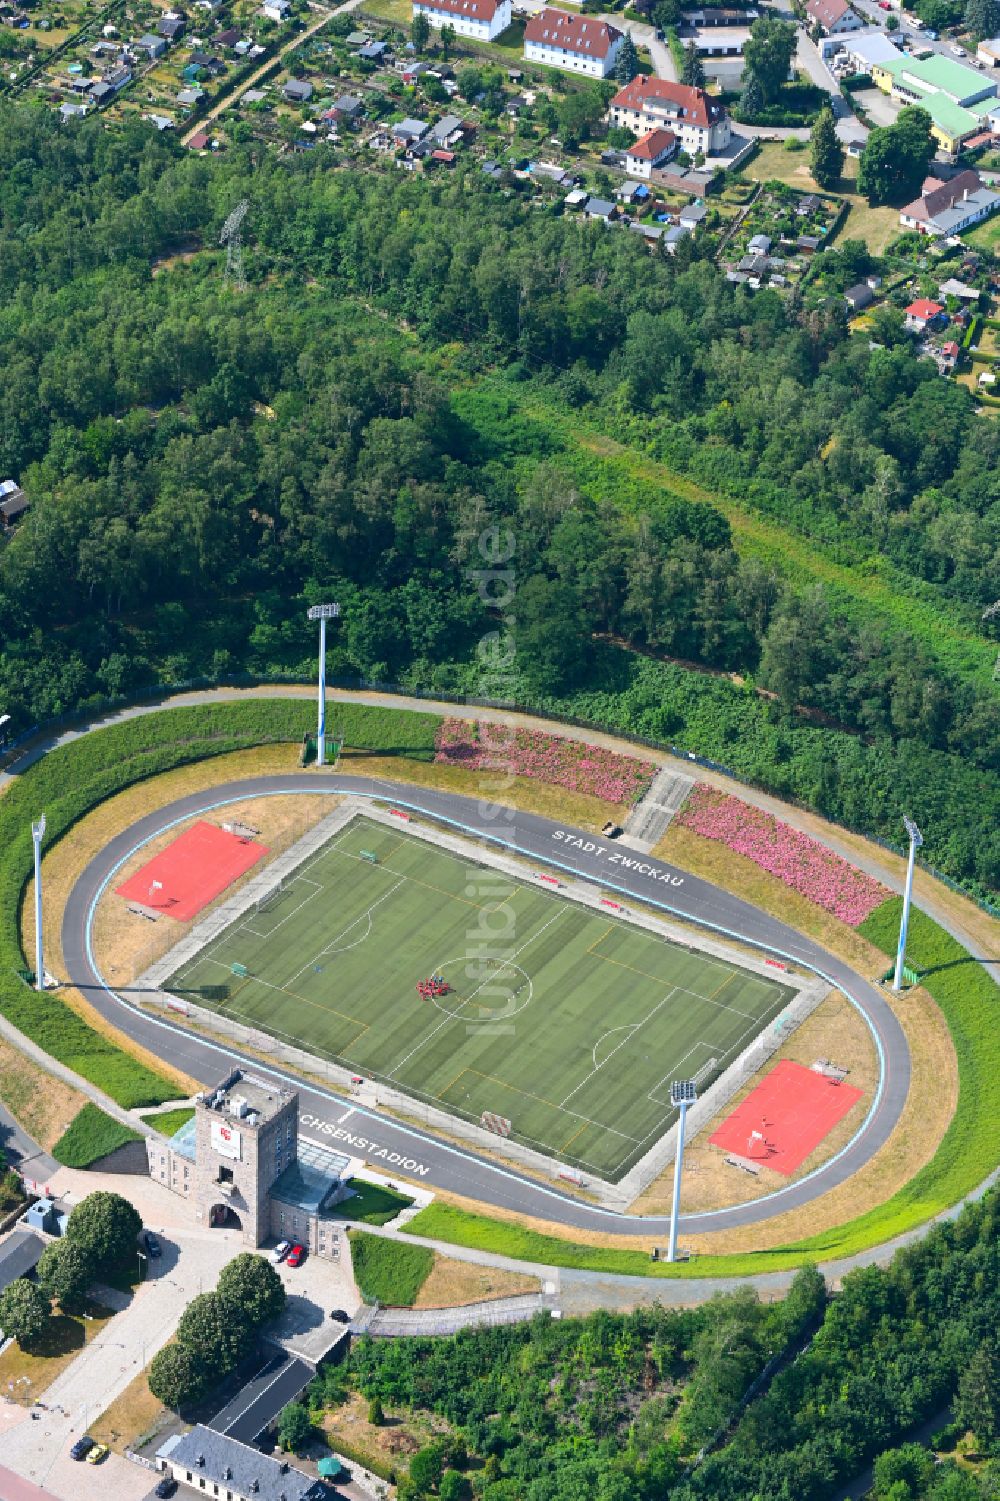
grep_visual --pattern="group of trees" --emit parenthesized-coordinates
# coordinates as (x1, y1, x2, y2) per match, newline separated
(320, 1193, 1000, 1500)
(148, 1253, 285, 1410)
(0, 1191, 141, 1347)
(737, 14, 797, 117)
(0, 108, 997, 896)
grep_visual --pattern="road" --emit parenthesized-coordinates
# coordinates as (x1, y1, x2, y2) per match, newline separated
(60, 772, 912, 1238)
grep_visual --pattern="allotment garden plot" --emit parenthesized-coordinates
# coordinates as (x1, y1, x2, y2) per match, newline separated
(165, 816, 794, 1181)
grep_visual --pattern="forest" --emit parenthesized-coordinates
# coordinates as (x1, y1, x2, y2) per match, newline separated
(0, 107, 997, 895)
(315, 1190, 1000, 1501)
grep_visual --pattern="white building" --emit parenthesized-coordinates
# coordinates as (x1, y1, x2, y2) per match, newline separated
(624, 126, 678, 177)
(608, 75, 732, 154)
(412, 0, 511, 41)
(524, 8, 623, 77)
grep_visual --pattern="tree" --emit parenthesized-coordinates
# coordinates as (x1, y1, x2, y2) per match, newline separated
(886, 9, 899, 24)
(0, 1280, 49, 1347)
(177, 1291, 250, 1374)
(857, 106, 934, 204)
(456, 64, 483, 99)
(955, 1342, 1000, 1443)
(410, 1444, 444, 1493)
(277, 1401, 313, 1454)
(368, 1395, 385, 1426)
(809, 106, 843, 188)
(739, 70, 765, 119)
(148, 1343, 209, 1411)
(615, 32, 640, 84)
(681, 41, 705, 87)
(439, 1473, 468, 1501)
(515, 575, 591, 693)
(742, 15, 796, 102)
(917, 0, 960, 28)
(216, 1252, 286, 1327)
(65, 1191, 142, 1271)
(439, 21, 456, 57)
(966, 0, 1000, 37)
(36, 1240, 97, 1312)
(411, 10, 430, 51)
(873, 1443, 935, 1499)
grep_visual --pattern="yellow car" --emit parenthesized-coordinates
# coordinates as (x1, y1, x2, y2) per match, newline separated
(86, 1443, 109, 1465)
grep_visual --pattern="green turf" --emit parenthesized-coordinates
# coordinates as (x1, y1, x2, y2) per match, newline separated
(166, 815, 794, 1181)
(349, 1230, 434, 1307)
(52, 1104, 143, 1169)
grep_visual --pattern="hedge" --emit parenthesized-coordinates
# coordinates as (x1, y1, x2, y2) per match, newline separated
(0, 700, 440, 1110)
(349, 1231, 434, 1306)
(52, 1104, 143, 1169)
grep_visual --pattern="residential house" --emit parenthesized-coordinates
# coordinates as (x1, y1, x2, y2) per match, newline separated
(331, 92, 364, 123)
(583, 196, 616, 220)
(938, 276, 980, 301)
(805, 0, 863, 34)
(430, 148, 456, 165)
(156, 1426, 330, 1501)
(430, 111, 463, 143)
(871, 52, 998, 152)
(401, 59, 430, 82)
(137, 31, 166, 57)
(844, 282, 874, 311)
(564, 187, 588, 208)
(0, 480, 28, 527)
(624, 126, 677, 178)
(748, 231, 771, 253)
(524, 8, 624, 77)
(608, 75, 732, 154)
(679, 200, 708, 229)
(262, 0, 289, 19)
(904, 298, 945, 330)
(213, 25, 240, 45)
(357, 39, 389, 60)
(393, 115, 428, 142)
(664, 223, 692, 254)
(176, 86, 205, 106)
(283, 78, 313, 102)
(157, 14, 186, 40)
(899, 171, 1000, 237)
(90, 66, 131, 103)
(59, 100, 89, 120)
(187, 128, 211, 148)
(937, 339, 959, 370)
(412, 0, 511, 41)
(143, 111, 175, 129)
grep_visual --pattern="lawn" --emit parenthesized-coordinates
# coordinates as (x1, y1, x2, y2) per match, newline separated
(139, 1106, 196, 1137)
(349, 1230, 433, 1305)
(52, 1104, 143, 1169)
(964, 214, 1000, 252)
(165, 815, 793, 1181)
(326, 1177, 414, 1226)
(0, 1301, 116, 1405)
(744, 145, 900, 254)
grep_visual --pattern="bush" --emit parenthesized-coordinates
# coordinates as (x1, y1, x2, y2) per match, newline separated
(52, 1104, 143, 1169)
(349, 1231, 434, 1306)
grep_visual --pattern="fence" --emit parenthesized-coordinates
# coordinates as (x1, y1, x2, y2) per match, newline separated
(2, 672, 997, 918)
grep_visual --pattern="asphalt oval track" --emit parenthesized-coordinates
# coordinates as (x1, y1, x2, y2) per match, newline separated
(61, 773, 911, 1236)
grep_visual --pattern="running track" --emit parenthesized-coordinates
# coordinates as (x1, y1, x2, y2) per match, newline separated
(59, 772, 911, 1236)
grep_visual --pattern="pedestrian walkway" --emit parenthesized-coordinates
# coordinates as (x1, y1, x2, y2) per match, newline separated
(622, 765, 695, 851)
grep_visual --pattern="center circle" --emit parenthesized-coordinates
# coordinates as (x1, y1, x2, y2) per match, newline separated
(426, 956, 534, 1021)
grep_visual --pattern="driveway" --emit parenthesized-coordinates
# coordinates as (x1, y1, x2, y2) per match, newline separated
(853, 84, 903, 125)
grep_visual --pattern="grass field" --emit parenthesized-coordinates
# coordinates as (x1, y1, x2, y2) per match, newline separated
(165, 815, 793, 1181)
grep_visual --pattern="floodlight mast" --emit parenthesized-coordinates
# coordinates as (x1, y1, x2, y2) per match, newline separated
(31, 815, 46, 991)
(893, 816, 923, 992)
(667, 1080, 697, 1263)
(307, 603, 340, 767)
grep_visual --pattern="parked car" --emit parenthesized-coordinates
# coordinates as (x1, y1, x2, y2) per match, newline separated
(330, 1308, 350, 1323)
(286, 1243, 306, 1268)
(155, 1478, 178, 1498)
(143, 1230, 162, 1257)
(70, 1437, 94, 1461)
(925, 27, 938, 37)
(271, 1240, 291, 1263)
(86, 1443, 109, 1465)
(951, 42, 964, 53)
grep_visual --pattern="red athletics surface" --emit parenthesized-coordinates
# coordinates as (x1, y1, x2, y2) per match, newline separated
(115, 821, 268, 922)
(708, 1059, 864, 1176)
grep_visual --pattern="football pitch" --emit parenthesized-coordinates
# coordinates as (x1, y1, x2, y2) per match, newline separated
(165, 816, 795, 1181)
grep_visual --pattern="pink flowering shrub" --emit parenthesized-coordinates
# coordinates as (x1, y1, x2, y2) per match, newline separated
(434, 720, 656, 805)
(676, 784, 890, 927)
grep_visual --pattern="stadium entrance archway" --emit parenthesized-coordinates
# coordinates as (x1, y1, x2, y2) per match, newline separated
(209, 1203, 242, 1230)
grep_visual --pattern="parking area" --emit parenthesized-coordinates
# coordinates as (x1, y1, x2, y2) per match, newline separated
(852, 86, 904, 127)
(267, 1236, 360, 1363)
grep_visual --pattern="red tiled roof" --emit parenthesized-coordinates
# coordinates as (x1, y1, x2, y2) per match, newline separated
(188, 130, 210, 149)
(627, 126, 677, 160)
(805, 0, 851, 25)
(417, 0, 506, 17)
(610, 74, 725, 129)
(905, 299, 944, 318)
(941, 341, 959, 355)
(525, 7, 622, 58)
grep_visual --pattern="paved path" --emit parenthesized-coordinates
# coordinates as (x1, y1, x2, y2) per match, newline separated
(0, 1104, 57, 1190)
(61, 771, 911, 1237)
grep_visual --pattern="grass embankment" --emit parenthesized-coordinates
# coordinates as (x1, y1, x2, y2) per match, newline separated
(0, 700, 439, 1115)
(404, 896, 1000, 1275)
(52, 1103, 143, 1168)
(327, 1178, 414, 1226)
(139, 1106, 195, 1137)
(350, 1230, 434, 1305)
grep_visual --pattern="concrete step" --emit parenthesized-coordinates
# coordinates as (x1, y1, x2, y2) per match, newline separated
(623, 767, 696, 852)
